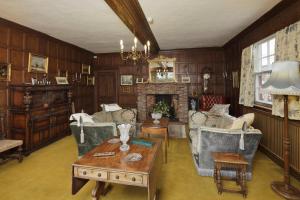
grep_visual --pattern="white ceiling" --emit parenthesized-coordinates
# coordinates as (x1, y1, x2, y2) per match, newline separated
(0, 0, 137, 53)
(140, 0, 281, 50)
(0, 0, 281, 53)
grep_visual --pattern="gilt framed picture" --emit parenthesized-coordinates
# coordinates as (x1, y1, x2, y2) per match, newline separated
(28, 53, 48, 73)
(0, 63, 11, 81)
(82, 64, 91, 74)
(55, 77, 69, 85)
(120, 75, 133, 85)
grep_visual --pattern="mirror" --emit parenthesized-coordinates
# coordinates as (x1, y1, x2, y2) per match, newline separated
(148, 56, 176, 83)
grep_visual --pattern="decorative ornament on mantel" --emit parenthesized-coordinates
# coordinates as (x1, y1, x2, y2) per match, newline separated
(119, 37, 150, 64)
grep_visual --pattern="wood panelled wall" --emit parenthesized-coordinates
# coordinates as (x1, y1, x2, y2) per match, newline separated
(224, 0, 300, 178)
(93, 48, 225, 110)
(0, 18, 95, 134)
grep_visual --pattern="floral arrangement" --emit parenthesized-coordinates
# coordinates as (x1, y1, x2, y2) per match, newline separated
(152, 100, 170, 117)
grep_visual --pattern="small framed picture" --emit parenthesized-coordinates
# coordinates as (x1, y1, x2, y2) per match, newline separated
(58, 69, 68, 77)
(82, 64, 91, 74)
(55, 77, 69, 85)
(0, 63, 11, 81)
(87, 77, 95, 86)
(181, 76, 191, 83)
(121, 75, 133, 85)
(28, 53, 49, 73)
(136, 77, 143, 84)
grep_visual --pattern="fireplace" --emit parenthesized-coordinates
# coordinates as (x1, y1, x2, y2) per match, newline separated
(146, 94, 179, 121)
(137, 83, 188, 122)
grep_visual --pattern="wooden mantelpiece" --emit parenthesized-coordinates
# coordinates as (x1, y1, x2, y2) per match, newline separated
(9, 84, 72, 154)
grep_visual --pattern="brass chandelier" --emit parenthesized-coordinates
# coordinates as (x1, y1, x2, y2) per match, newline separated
(119, 37, 150, 64)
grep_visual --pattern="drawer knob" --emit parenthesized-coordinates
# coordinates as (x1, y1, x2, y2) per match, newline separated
(132, 177, 136, 182)
(83, 171, 87, 175)
(98, 173, 101, 177)
(116, 175, 119, 179)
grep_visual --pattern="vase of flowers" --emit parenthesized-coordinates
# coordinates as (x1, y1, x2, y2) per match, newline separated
(151, 101, 170, 124)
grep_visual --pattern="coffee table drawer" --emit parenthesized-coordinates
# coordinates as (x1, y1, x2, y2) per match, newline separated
(75, 167, 108, 180)
(110, 172, 144, 185)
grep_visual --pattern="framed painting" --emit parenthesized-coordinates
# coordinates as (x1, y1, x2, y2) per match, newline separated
(148, 56, 176, 83)
(136, 77, 144, 84)
(181, 76, 191, 83)
(28, 53, 49, 73)
(0, 63, 11, 81)
(82, 64, 91, 74)
(55, 77, 69, 85)
(121, 75, 133, 85)
(87, 76, 95, 86)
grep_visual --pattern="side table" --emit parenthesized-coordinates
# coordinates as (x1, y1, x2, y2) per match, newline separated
(141, 119, 169, 163)
(212, 152, 249, 198)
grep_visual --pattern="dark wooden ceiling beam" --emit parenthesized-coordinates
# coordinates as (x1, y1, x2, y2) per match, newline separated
(105, 0, 160, 53)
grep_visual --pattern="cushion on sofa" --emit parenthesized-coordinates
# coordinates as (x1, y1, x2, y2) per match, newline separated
(111, 109, 137, 124)
(239, 113, 255, 127)
(101, 103, 122, 112)
(216, 114, 236, 129)
(70, 113, 94, 123)
(226, 117, 245, 129)
(208, 104, 230, 116)
(189, 111, 207, 128)
(92, 111, 113, 123)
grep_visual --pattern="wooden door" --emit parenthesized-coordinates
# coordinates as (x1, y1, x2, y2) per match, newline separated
(95, 70, 118, 111)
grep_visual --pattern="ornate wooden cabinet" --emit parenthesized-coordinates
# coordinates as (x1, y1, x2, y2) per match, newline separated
(9, 84, 72, 154)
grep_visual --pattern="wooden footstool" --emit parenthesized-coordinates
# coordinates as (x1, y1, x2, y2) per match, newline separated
(212, 152, 248, 198)
(0, 139, 23, 163)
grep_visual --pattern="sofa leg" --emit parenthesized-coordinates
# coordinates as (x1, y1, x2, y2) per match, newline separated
(17, 146, 23, 163)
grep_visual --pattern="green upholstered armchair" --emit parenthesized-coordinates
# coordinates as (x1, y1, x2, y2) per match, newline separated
(70, 122, 116, 157)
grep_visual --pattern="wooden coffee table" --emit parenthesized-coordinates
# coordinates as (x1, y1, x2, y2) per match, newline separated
(72, 138, 163, 200)
(141, 119, 169, 163)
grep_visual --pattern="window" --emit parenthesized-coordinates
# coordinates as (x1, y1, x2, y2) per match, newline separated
(254, 35, 275, 105)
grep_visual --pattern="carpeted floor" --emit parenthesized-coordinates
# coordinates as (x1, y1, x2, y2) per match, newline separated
(0, 136, 299, 200)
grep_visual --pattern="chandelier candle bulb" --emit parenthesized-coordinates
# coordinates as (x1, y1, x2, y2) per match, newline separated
(134, 37, 137, 48)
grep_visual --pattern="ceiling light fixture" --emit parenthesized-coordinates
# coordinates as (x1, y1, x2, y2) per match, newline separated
(119, 37, 150, 64)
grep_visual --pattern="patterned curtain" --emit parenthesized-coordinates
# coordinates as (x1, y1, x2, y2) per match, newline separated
(273, 20, 300, 120)
(239, 45, 255, 107)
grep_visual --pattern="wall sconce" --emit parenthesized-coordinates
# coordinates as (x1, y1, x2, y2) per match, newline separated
(203, 73, 210, 92)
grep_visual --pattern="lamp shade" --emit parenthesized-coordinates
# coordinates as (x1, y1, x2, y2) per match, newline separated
(262, 61, 300, 95)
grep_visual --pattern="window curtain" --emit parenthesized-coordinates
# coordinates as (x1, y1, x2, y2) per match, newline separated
(239, 45, 255, 107)
(273, 20, 300, 120)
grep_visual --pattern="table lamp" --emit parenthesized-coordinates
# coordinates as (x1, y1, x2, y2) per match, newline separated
(262, 61, 300, 199)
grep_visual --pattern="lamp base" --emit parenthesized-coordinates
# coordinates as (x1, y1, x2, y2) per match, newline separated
(271, 181, 300, 200)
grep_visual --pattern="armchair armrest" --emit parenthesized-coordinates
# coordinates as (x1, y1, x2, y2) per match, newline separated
(70, 121, 117, 136)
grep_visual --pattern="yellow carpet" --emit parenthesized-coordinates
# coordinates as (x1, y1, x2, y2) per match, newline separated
(0, 136, 299, 200)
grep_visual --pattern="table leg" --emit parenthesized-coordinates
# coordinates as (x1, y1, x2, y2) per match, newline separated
(164, 130, 167, 163)
(241, 166, 247, 198)
(17, 145, 23, 163)
(216, 166, 222, 194)
(92, 181, 105, 200)
(214, 166, 217, 183)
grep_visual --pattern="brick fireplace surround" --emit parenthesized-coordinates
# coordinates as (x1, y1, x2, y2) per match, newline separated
(137, 83, 188, 123)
